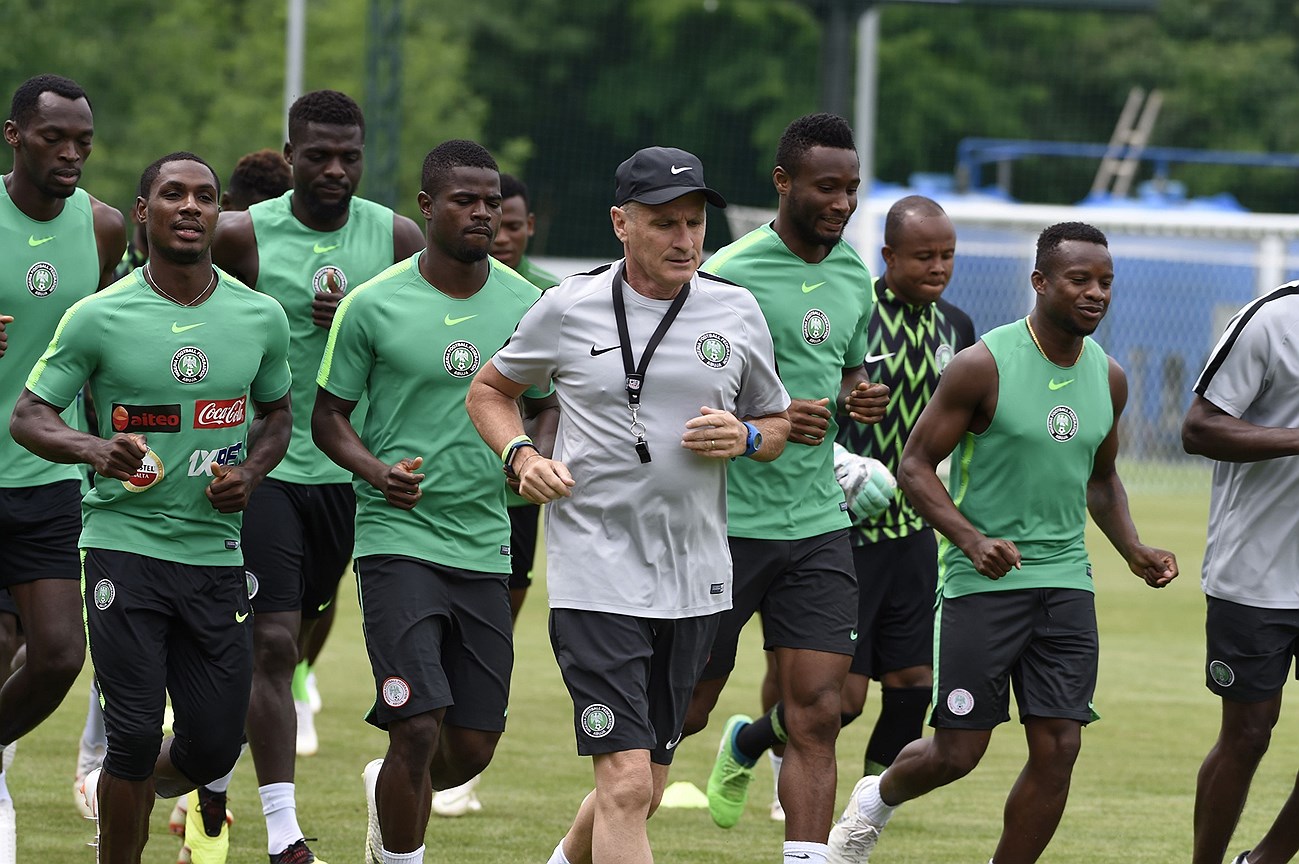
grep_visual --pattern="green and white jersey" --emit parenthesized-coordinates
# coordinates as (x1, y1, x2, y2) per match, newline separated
(838, 278, 975, 544)
(317, 253, 543, 574)
(250, 191, 394, 485)
(505, 254, 560, 509)
(26, 269, 291, 565)
(0, 185, 99, 488)
(705, 224, 873, 540)
(939, 320, 1111, 598)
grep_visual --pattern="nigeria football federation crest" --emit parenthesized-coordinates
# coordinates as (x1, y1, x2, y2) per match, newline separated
(695, 332, 731, 368)
(1047, 405, 1079, 442)
(581, 703, 615, 738)
(802, 309, 830, 345)
(444, 341, 481, 378)
(93, 578, 115, 611)
(172, 346, 209, 384)
(1209, 660, 1235, 687)
(26, 261, 57, 297)
(312, 265, 347, 294)
(382, 676, 411, 707)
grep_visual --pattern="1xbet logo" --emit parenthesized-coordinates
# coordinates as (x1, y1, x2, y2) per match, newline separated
(188, 442, 244, 476)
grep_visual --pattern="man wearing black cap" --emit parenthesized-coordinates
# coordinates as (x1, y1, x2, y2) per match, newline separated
(466, 146, 791, 864)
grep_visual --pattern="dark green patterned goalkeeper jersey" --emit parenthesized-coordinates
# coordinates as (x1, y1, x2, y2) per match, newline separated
(837, 276, 975, 545)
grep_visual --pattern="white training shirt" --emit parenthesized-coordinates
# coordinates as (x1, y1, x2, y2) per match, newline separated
(1195, 283, 1299, 609)
(492, 260, 789, 619)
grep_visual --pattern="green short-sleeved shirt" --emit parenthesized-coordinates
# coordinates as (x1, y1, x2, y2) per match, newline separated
(317, 253, 543, 573)
(705, 224, 874, 540)
(26, 269, 292, 565)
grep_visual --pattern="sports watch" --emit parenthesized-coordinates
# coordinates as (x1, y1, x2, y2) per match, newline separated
(742, 421, 762, 457)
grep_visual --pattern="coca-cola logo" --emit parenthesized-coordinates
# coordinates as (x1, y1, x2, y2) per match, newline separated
(111, 403, 181, 433)
(194, 396, 247, 429)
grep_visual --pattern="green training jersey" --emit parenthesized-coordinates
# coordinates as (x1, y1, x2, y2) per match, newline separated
(838, 277, 975, 544)
(705, 223, 873, 540)
(250, 191, 394, 485)
(317, 253, 544, 574)
(26, 269, 291, 565)
(0, 185, 98, 488)
(939, 319, 1112, 598)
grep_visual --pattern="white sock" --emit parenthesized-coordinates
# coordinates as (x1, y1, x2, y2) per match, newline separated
(547, 839, 573, 864)
(382, 845, 425, 864)
(769, 752, 783, 800)
(82, 683, 106, 749)
(858, 772, 896, 826)
(783, 841, 828, 863)
(259, 782, 303, 854)
(0, 768, 10, 803)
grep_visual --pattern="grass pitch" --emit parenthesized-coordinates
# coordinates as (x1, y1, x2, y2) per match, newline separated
(14, 478, 1296, 862)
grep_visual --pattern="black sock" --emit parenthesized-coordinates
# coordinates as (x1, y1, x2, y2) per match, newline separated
(734, 703, 786, 762)
(196, 786, 227, 838)
(864, 686, 931, 770)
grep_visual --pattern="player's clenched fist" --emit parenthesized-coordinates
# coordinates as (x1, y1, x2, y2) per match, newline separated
(381, 456, 425, 510)
(92, 433, 147, 481)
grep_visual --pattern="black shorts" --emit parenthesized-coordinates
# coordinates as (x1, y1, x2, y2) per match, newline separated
(0, 480, 81, 587)
(356, 555, 512, 732)
(931, 588, 1098, 729)
(83, 548, 252, 781)
(701, 529, 856, 680)
(851, 532, 938, 678)
(1205, 596, 1299, 701)
(508, 503, 540, 590)
(550, 608, 718, 765)
(242, 479, 355, 618)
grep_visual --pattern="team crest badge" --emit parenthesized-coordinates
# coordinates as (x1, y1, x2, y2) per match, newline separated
(26, 262, 57, 297)
(444, 340, 481, 378)
(581, 703, 615, 738)
(802, 309, 830, 345)
(695, 332, 731, 368)
(382, 676, 411, 707)
(1047, 405, 1079, 442)
(312, 265, 347, 294)
(172, 346, 209, 384)
(935, 343, 954, 373)
(946, 688, 974, 716)
(245, 570, 259, 600)
(93, 578, 115, 611)
(1209, 660, 1235, 687)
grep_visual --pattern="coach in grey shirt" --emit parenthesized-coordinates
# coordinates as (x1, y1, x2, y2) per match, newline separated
(467, 146, 790, 864)
(1182, 284, 1299, 864)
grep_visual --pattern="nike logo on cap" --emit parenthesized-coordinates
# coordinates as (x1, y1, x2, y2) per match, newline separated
(1048, 378, 1075, 390)
(669, 165, 693, 175)
(313, 242, 340, 254)
(172, 322, 206, 334)
(28, 235, 54, 247)
(864, 352, 895, 363)
(590, 345, 619, 356)
(444, 314, 477, 326)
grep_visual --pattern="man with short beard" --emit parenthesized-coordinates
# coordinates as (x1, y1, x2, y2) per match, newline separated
(0, 72, 125, 859)
(12, 150, 291, 864)
(314, 140, 553, 864)
(212, 89, 422, 864)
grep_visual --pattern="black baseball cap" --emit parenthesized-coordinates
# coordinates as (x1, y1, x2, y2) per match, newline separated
(614, 146, 727, 209)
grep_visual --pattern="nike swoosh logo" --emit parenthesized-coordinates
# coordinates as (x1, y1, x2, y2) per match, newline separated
(28, 235, 55, 246)
(172, 322, 206, 334)
(801, 281, 825, 293)
(670, 165, 693, 175)
(235, 610, 250, 623)
(590, 345, 619, 356)
(785, 855, 812, 861)
(444, 314, 478, 326)
(665, 732, 683, 750)
(849, 629, 859, 641)
(317, 600, 332, 613)
(863, 352, 895, 363)
(1048, 378, 1075, 390)
(313, 242, 340, 254)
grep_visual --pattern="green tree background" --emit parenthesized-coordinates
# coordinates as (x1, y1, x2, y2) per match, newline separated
(2, 0, 1296, 256)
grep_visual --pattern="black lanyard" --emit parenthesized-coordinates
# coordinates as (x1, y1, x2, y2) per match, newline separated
(611, 262, 690, 463)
